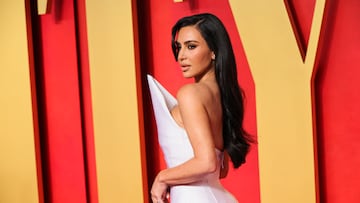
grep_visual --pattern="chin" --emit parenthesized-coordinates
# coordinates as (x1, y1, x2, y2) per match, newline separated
(182, 72, 193, 78)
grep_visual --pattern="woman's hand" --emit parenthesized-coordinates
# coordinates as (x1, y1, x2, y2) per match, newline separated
(151, 172, 169, 203)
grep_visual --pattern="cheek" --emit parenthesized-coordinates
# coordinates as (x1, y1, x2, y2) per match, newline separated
(197, 52, 213, 65)
(189, 49, 213, 66)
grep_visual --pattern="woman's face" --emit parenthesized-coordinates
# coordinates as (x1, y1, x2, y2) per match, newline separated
(176, 26, 215, 80)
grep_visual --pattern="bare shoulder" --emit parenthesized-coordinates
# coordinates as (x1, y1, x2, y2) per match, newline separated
(176, 83, 212, 105)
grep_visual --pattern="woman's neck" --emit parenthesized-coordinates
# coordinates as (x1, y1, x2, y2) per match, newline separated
(195, 66, 216, 83)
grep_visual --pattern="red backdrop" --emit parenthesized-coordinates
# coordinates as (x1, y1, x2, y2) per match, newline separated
(26, 0, 96, 202)
(315, 1, 360, 202)
(25, 0, 360, 202)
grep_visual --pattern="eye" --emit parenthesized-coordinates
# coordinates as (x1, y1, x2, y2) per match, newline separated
(188, 44, 197, 49)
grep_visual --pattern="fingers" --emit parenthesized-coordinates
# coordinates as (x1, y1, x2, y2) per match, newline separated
(151, 197, 164, 203)
(151, 193, 163, 203)
(151, 193, 169, 203)
(151, 193, 164, 203)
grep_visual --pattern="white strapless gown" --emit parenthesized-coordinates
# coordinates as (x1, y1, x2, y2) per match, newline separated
(147, 75, 238, 203)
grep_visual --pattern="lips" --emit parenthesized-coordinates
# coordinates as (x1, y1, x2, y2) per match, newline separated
(180, 64, 190, 72)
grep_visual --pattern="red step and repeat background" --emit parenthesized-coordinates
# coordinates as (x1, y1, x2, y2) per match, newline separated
(1, 0, 359, 202)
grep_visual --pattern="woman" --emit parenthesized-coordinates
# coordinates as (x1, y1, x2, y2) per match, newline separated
(148, 13, 252, 203)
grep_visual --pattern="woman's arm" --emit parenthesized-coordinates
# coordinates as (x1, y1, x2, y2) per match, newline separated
(151, 83, 221, 202)
(158, 84, 218, 184)
(153, 83, 219, 183)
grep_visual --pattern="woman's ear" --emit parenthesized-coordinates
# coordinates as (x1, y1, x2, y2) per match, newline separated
(211, 52, 216, 60)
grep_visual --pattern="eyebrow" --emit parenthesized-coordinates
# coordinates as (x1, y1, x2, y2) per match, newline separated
(176, 40, 200, 45)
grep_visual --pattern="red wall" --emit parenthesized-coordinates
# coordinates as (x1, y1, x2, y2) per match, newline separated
(315, 1, 360, 202)
(25, 0, 360, 202)
(27, 0, 96, 202)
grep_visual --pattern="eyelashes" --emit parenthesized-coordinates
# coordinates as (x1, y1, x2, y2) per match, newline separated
(187, 44, 197, 49)
(175, 43, 197, 51)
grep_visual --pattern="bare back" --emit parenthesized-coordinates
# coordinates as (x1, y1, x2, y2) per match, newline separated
(171, 81, 223, 151)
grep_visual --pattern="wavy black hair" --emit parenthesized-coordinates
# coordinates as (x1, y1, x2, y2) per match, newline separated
(171, 13, 253, 168)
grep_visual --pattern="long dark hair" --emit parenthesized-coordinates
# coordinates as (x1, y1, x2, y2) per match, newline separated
(171, 13, 253, 168)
